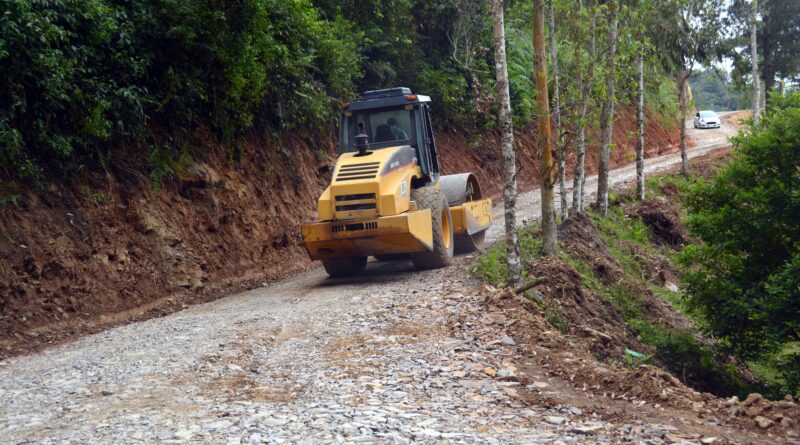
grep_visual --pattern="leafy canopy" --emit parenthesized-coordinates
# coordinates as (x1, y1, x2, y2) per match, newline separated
(0, 0, 361, 180)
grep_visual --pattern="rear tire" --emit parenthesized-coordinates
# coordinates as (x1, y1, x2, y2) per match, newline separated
(411, 187, 454, 270)
(322, 256, 367, 278)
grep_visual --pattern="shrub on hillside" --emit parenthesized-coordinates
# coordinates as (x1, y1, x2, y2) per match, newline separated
(682, 93, 800, 396)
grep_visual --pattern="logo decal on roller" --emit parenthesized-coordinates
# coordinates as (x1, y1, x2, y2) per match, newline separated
(401, 181, 408, 197)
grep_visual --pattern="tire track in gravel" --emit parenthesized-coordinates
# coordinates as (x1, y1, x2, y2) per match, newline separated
(0, 118, 739, 444)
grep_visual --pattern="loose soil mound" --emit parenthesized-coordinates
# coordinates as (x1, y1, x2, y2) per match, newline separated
(558, 213, 625, 286)
(624, 197, 690, 247)
(558, 213, 691, 332)
(527, 256, 635, 360)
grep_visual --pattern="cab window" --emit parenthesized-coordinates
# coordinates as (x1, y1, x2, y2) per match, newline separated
(347, 108, 413, 149)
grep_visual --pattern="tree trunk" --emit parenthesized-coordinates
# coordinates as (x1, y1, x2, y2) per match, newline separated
(750, 0, 761, 124)
(762, 10, 774, 104)
(572, 52, 587, 214)
(596, 0, 618, 217)
(491, 0, 521, 287)
(572, 10, 596, 214)
(549, 0, 567, 220)
(677, 69, 689, 176)
(533, 0, 557, 256)
(636, 51, 645, 201)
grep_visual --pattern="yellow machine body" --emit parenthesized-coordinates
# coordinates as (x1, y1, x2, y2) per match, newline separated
(450, 199, 493, 237)
(301, 145, 492, 261)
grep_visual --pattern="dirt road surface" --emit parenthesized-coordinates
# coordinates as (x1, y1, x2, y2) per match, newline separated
(0, 115, 757, 444)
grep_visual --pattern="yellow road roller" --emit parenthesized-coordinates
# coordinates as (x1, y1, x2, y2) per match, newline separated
(301, 87, 492, 277)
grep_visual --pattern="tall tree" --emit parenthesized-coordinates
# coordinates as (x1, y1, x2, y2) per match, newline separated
(572, 5, 597, 214)
(750, 0, 760, 124)
(533, 0, 557, 255)
(596, 0, 619, 216)
(491, 0, 522, 287)
(629, 1, 651, 201)
(677, 67, 691, 175)
(760, 0, 800, 102)
(727, 0, 800, 105)
(635, 49, 646, 200)
(548, 0, 567, 220)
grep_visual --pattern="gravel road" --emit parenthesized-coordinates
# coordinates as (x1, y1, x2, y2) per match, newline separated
(0, 117, 742, 444)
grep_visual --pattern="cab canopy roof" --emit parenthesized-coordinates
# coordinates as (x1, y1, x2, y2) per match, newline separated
(346, 87, 431, 112)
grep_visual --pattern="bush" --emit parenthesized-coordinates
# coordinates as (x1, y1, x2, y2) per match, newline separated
(681, 93, 800, 395)
(0, 0, 147, 179)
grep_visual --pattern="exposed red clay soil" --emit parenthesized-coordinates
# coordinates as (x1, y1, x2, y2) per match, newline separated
(0, 108, 680, 358)
(438, 106, 681, 197)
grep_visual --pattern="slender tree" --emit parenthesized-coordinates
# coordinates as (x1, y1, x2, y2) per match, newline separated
(572, 6, 597, 214)
(750, 0, 760, 124)
(596, 0, 619, 216)
(677, 67, 691, 175)
(491, 0, 522, 287)
(725, 0, 800, 106)
(635, 49, 646, 200)
(534, 0, 557, 255)
(548, 0, 567, 220)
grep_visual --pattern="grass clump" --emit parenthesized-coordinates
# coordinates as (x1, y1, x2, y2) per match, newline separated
(472, 226, 543, 287)
(472, 243, 508, 287)
(533, 298, 570, 333)
(644, 173, 696, 198)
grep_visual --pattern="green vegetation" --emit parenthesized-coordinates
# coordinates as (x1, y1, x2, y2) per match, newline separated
(725, 0, 800, 103)
(681, 93, 800, 397)
(473, 226, 543, 287)
(1, 0, 360, 181)
(644, 171, 695, 197)
(0, 0, 684, 185)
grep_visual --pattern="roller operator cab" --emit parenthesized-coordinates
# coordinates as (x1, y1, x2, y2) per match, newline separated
(301, 87, 493, 277)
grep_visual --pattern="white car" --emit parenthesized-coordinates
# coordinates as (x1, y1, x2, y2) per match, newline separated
(694, 110, 721, 129)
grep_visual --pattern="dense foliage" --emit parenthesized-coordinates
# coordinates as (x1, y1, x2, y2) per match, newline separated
(682, 93, 800, 395)
(725, 0, 800, 102)
(0, 0, 361, 180)
(1, 0, 686, 183)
